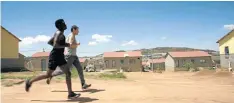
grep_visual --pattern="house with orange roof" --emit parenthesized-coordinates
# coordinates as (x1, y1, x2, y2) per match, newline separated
(103, 51, 142, 72)
(165, 51, 212, 71)
(27, 51, 88, 71)
(147, 58, 165, 71)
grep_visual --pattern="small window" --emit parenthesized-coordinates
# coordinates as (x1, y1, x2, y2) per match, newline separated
(200, 60, 206, 63)
(112, 60, 116, 67)
(129, 59, 136, 64)
(120, 60, 124, 64)
(225, 46, 229, 55)
(176, 60, 179, 67)
(105, 60, 109, 68)
(191, 59, 195, 63)
(181, 59, 185, 65)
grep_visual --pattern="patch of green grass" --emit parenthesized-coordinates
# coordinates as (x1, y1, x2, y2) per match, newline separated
(98, 72, 126, 79)
(71, 67, 78, 78)
(1, 71, 42, 79)
(59, 68, 79, 78)
(1, 69, 127, 84)
(2, 79, 25, 87)
(1, 74, 34, 79)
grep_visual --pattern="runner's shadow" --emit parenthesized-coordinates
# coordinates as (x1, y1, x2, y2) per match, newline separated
(31, 97, 99, 103)
(52, 89, 105, 94)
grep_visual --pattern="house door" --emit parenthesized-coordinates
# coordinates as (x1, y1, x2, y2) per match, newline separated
(41, 59, 47, 71)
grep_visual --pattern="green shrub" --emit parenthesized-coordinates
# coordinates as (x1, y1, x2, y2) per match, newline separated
(183, 62, 194, 71)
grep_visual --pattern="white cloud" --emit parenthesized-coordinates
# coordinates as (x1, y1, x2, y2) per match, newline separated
(88, 34, 113, 46)
(88, 41, 97, 46)
(160, 36, 167, 40)
(91, 34, 112, 42)
(224, 24, 234, 30)
(19, 35, 51, 48)
(121, 40, 138, 46)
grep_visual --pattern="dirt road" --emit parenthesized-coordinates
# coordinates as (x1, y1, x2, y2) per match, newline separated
(2, 72, 234, 103)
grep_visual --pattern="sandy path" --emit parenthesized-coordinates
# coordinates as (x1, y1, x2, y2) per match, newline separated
(2, 72, 234, 103)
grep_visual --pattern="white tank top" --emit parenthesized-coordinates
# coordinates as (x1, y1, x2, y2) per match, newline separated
(65, 33, 77, 56)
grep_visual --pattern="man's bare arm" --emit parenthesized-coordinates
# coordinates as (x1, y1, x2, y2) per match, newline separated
(53, 32, 70, 48)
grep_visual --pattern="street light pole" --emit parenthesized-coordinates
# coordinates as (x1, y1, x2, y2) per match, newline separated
(151, 49, 153, 72)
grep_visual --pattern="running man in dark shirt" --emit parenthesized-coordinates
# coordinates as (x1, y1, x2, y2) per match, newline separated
(46, 25, 91, 90)
(25, 19, 80, 99)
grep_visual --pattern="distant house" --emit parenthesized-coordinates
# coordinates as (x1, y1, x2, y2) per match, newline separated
(147, 58, 165, 70)
(27, 51, 87, 71)
(1, 26, 25, 72)
(216, 30, 234, 69)
(103, 51, 142, 72)
(86, 54, 104, 70)
(165, 51, 212, 71)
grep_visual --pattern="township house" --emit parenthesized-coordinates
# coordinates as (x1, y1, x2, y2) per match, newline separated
(147, 58, 165, 70)
(88, 55, 104, 70)
(216, 29, 234, 69)
(27, 51, 88, 71)
(103, 51, 142, 72)
(1, 26, 25, 72)
(165, 51, 213, 71)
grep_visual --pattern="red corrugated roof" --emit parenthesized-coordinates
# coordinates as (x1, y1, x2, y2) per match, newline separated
(32, 52, 50, 57)
(79, 58, 87, 63)
(168, 51, 211, 58)
(103, 51, 142, 58)
(149, 58, 165, 63)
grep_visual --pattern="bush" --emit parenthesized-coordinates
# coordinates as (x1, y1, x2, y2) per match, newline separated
(209, 67, 215, 70)
(183, 62, 194, 71)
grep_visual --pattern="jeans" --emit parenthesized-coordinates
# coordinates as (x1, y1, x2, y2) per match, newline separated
(52, 55, 85, 85)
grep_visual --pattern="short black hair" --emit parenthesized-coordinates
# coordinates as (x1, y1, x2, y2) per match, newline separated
(71, 25, 79, 32)
(55, 19, 64, 29)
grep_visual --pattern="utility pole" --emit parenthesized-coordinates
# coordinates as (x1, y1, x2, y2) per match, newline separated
(151, 49, 153, 72)
(148, 45, 153, 72)
(228, 60, 232, 72)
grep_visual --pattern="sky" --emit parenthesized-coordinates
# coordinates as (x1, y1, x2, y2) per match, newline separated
(2, 1, 234, 57)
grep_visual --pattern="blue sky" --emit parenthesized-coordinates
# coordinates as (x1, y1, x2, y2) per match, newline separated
(2, 1, 234, 57)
